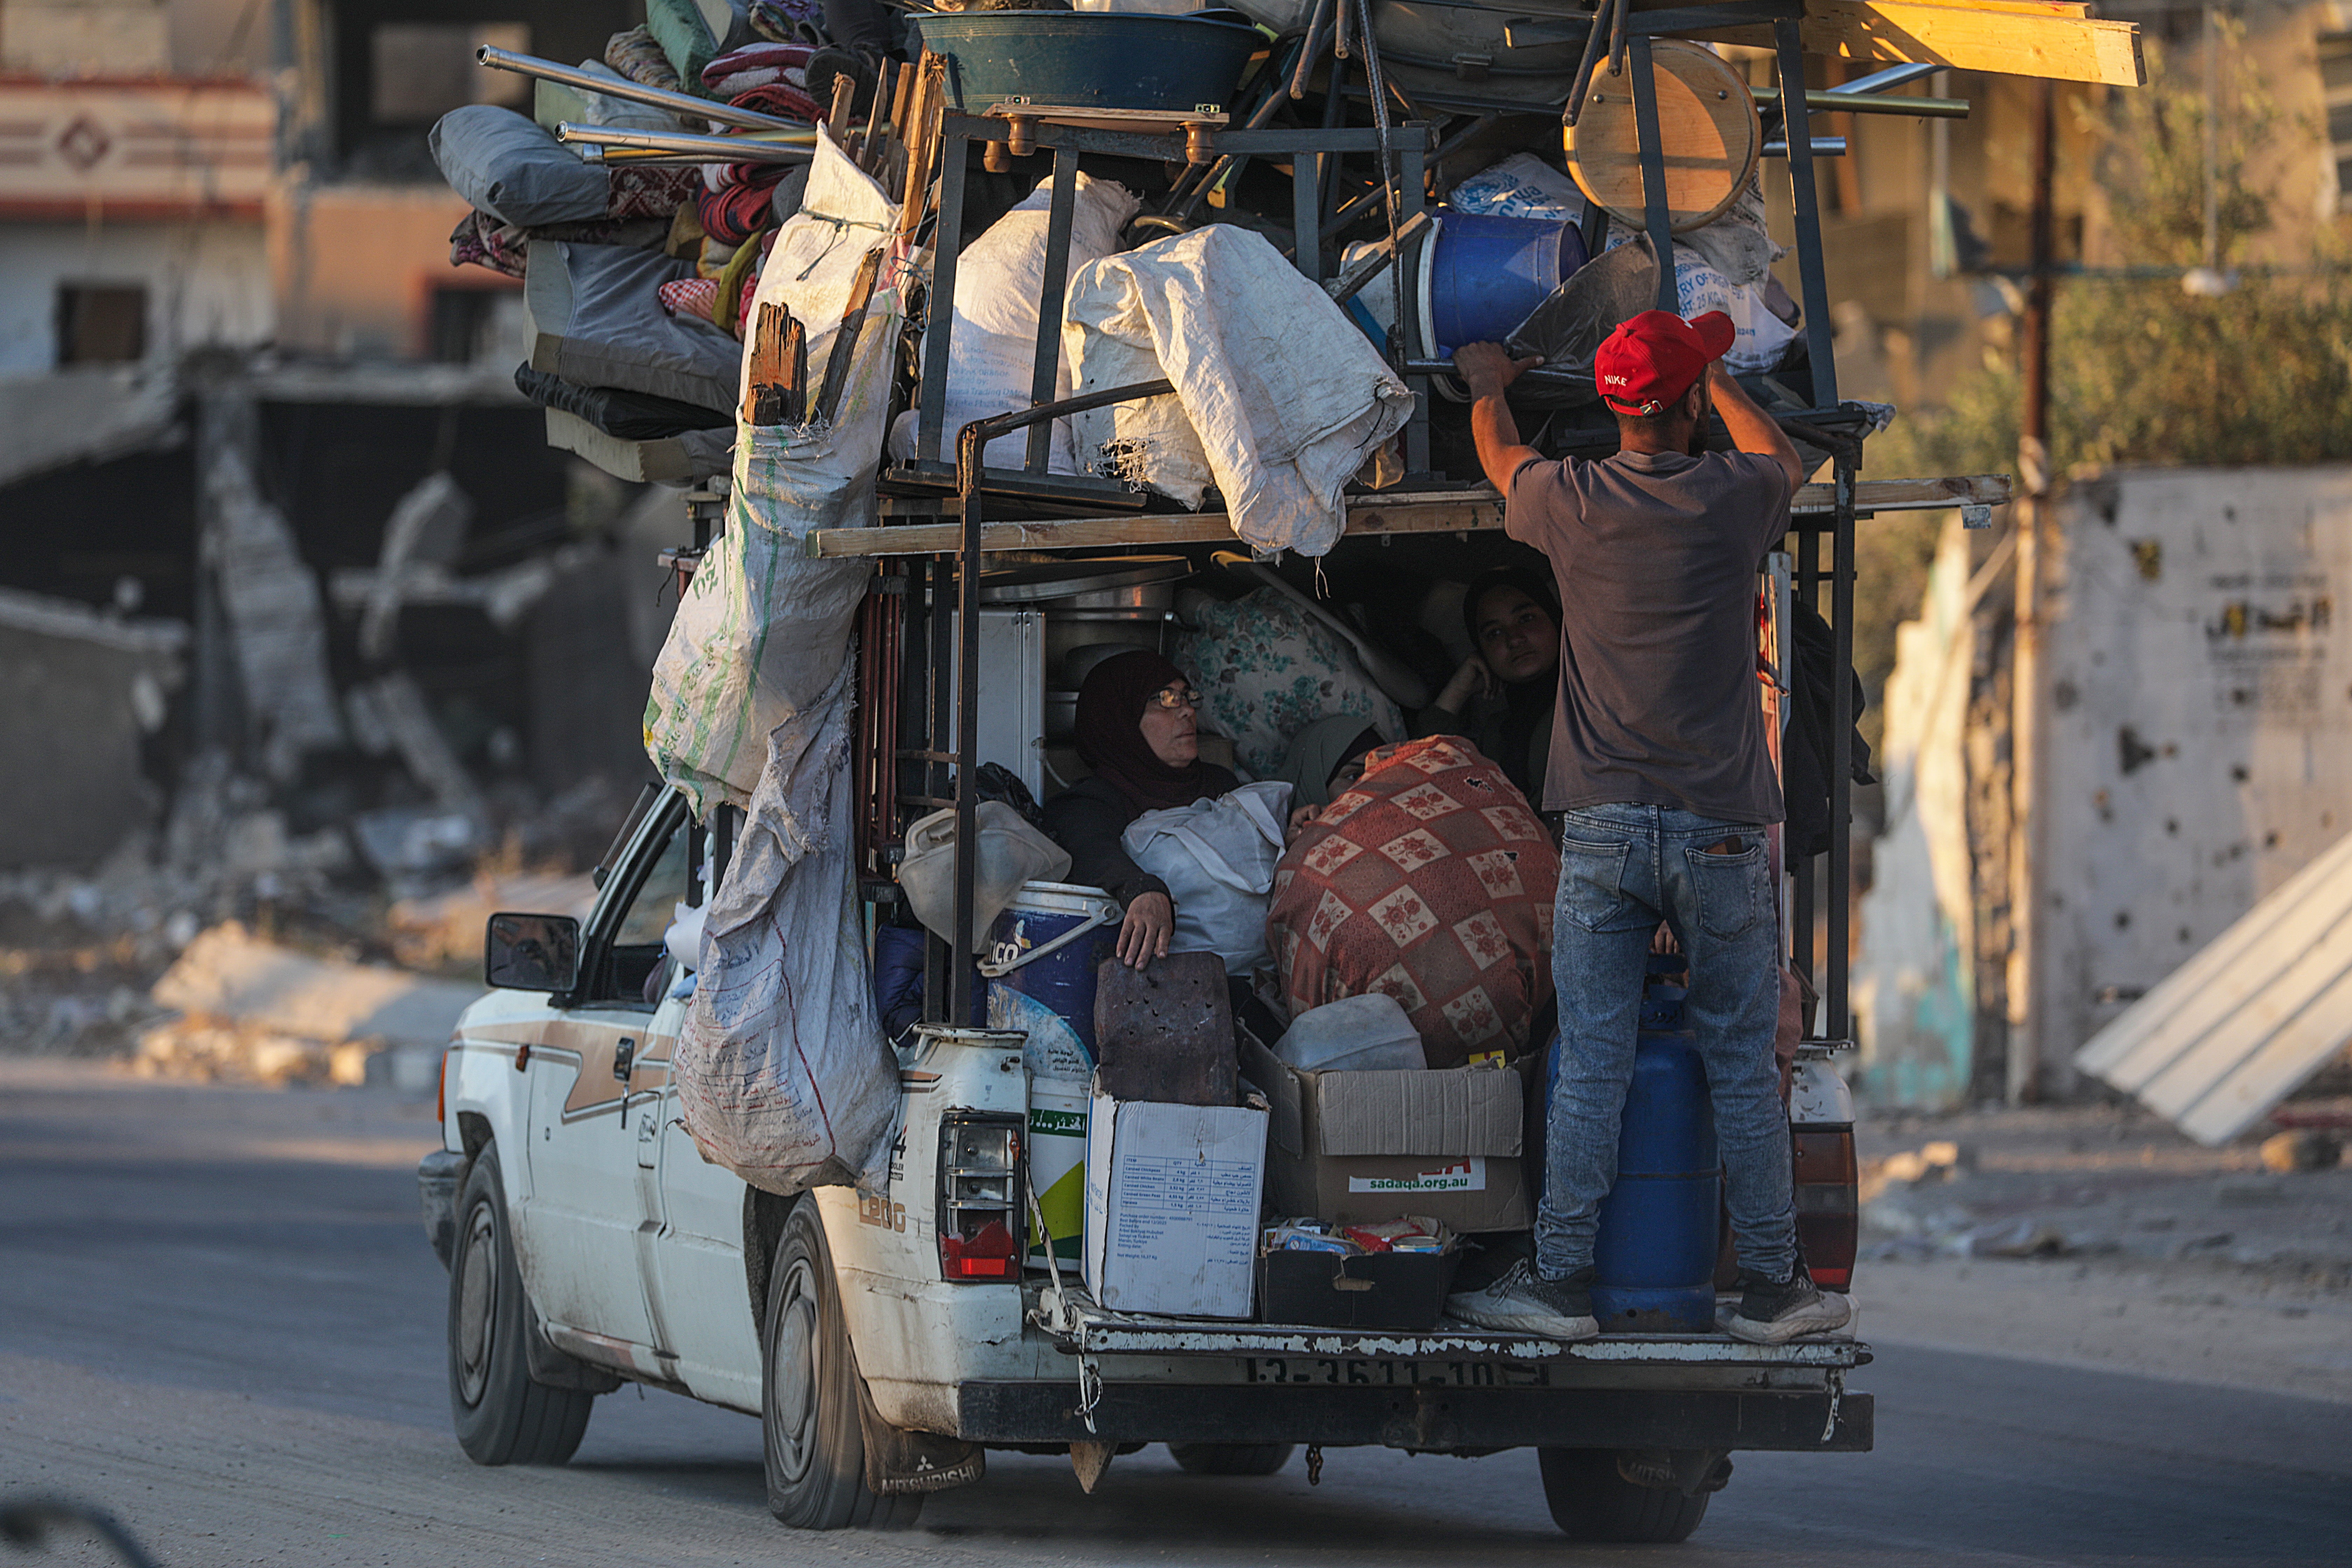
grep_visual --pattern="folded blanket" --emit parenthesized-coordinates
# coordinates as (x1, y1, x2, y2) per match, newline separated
(698, 174, 785, 246)
(604, 26, 682, 92)
(608, 163, 702, 221)
(703, 41, 814, 88)
(726, 79, 824, 124)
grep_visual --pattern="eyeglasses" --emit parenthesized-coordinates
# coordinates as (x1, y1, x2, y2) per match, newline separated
(1149, 686, 1202, 710)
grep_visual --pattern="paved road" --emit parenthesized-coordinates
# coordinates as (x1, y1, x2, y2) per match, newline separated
(4, 1063, 2347, 1568)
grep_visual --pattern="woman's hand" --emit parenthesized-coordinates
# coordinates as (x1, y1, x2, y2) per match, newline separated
(1435, 654, 1491, 715)
(1117, 891, 1175, 969)
(1287, 803, 1321, 837)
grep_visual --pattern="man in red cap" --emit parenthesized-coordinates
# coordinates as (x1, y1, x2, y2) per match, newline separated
(1441, 314, 1848, 1346)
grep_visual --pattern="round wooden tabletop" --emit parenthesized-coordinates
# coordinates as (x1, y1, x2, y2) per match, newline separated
(1565, 40, 1761, 234)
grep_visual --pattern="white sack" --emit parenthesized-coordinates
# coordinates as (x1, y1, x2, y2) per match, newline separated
(1450, 153, 1588, 223)
(643, 128, 899, 814)
(672, 661, 899, 1195)
(1063, 225, 1413, 558)
(888, 172, 1139, 472)
(1122, 781, 1292, 976)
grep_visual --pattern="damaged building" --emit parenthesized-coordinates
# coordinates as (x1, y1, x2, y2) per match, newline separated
(0, 0, 686, 894)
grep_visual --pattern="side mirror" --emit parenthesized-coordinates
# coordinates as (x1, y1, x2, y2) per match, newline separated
(485, 912, 581, 993)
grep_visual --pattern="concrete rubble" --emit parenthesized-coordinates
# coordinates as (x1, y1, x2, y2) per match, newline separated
(139, 920, 478, 1089)
(1859, 1101, 2352, 1287)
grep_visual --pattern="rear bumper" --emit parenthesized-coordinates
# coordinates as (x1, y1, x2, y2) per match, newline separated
(418, 1148, 469, 1271)
(955, 1381, 1872, 1452)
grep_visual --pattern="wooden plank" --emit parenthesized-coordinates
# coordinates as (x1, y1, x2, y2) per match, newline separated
(1690, 1, 2145, 87)
(801, 475, 2013, 558)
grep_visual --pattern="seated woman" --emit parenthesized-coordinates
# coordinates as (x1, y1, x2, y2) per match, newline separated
(1039, 650, 1237, 970)
(1414, 566, 1562, 805)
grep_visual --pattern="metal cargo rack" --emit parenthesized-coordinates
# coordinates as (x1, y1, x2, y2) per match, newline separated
(828, 9, 2017, 1046)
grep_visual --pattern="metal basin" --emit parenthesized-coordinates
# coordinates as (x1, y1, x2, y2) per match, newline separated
(909, 12, 1266, 115)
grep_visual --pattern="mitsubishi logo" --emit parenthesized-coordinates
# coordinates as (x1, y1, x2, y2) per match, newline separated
(56, 115, 111, 171)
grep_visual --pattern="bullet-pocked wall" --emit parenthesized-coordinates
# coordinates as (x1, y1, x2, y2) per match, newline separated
(2034, 466, 2352, 1086)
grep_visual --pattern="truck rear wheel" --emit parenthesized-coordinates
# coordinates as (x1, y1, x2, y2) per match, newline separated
(762, 1200, 924, 1531)
(447, 1143, 596, 1465)
(1536, 1448, 1711, 1543)
(1166, 1443, 1295, 1476)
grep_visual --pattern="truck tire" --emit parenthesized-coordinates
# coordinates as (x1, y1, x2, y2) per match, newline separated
(762, 1200, 924, 1531)
(447, 1144, 596, 1465)
(1166, 1443, 1295, 1476)
(1536, 1448, 1711, 1543)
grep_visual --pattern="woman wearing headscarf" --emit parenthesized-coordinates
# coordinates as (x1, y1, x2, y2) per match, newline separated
(1040, 650, 1239, 968)
(1413, 564, 1562, 803)
(1273, 714, 1382, 829)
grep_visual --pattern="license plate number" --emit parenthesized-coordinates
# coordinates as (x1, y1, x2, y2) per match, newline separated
(1239, 1357, 1552, 1388)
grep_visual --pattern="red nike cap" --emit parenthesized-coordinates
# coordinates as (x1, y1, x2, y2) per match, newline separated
(1594, 309, 1737, 416)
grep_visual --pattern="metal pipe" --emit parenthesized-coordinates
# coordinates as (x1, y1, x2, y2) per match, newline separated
(1834, 61, 1942, 95)
(1754, 88, 1968, 119)
(1762, 137, 1849, 157)
(1561, 0, 1617, 126)
(556, 122, 816, 161)
(476, 44, 809, 132)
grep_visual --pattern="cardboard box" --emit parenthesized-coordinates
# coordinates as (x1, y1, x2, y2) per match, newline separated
(1257, 1245, 1463, 1330)
(1240, 1036, 1529, 1232)
(1082, 1095, 1268, 1319)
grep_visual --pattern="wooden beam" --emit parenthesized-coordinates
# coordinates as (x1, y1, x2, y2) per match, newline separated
(1691, 1, 2145, 87)
(802, 476, 2014, 558)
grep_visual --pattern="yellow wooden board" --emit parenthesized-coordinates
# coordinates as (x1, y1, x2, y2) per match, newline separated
(1565, 40, 1761, 234)
(1686, 0, 2146, 88)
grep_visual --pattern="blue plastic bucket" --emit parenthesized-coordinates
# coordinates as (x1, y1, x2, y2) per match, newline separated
(983, 881, 1122, 1083)
(1422, 211, 1587, 355)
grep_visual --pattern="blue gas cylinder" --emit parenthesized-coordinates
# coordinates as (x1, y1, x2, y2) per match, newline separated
(1590, 964, 1721, 1332)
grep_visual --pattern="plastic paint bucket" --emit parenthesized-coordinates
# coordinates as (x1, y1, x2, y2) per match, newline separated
(1026, 1077, 1090, 1265)
(1421, 211, 1588, 355)
(984, 881, 1122, 1082)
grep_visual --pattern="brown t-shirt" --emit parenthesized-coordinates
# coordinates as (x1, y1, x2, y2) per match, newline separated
(1505, 448, 1792, 822)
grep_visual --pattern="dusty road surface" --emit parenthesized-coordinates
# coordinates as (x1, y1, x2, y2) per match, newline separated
(4, 1061, 2347, 1568)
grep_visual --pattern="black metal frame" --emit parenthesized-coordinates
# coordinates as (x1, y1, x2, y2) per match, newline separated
(893, 31, 1864, 1044)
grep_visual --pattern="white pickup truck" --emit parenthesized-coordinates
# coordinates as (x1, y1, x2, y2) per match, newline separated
(418, 783, 1872, 1544)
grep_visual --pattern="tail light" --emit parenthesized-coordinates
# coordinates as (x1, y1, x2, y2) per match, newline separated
(1791, 1126, 1857, 1291)
(938, 1113, 1025, 1281)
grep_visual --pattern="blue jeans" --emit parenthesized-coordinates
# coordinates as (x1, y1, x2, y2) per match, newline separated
(1538, 802, 1798, 1282)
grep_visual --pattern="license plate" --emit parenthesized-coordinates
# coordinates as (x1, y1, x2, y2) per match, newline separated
(1239, 1357, 1553, 1388)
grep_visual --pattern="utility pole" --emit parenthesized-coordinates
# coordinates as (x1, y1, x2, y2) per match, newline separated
(2006, 78, 2057, 1104)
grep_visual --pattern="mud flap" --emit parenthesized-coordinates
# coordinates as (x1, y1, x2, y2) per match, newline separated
(856, 1373, 986, 1495)
(524, 1313, 623, 1394)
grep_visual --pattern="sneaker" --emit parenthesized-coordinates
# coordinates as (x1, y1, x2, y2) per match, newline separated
(1445, 1261, 1599, 1340)
(1722, 1264, 1851, 1344)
